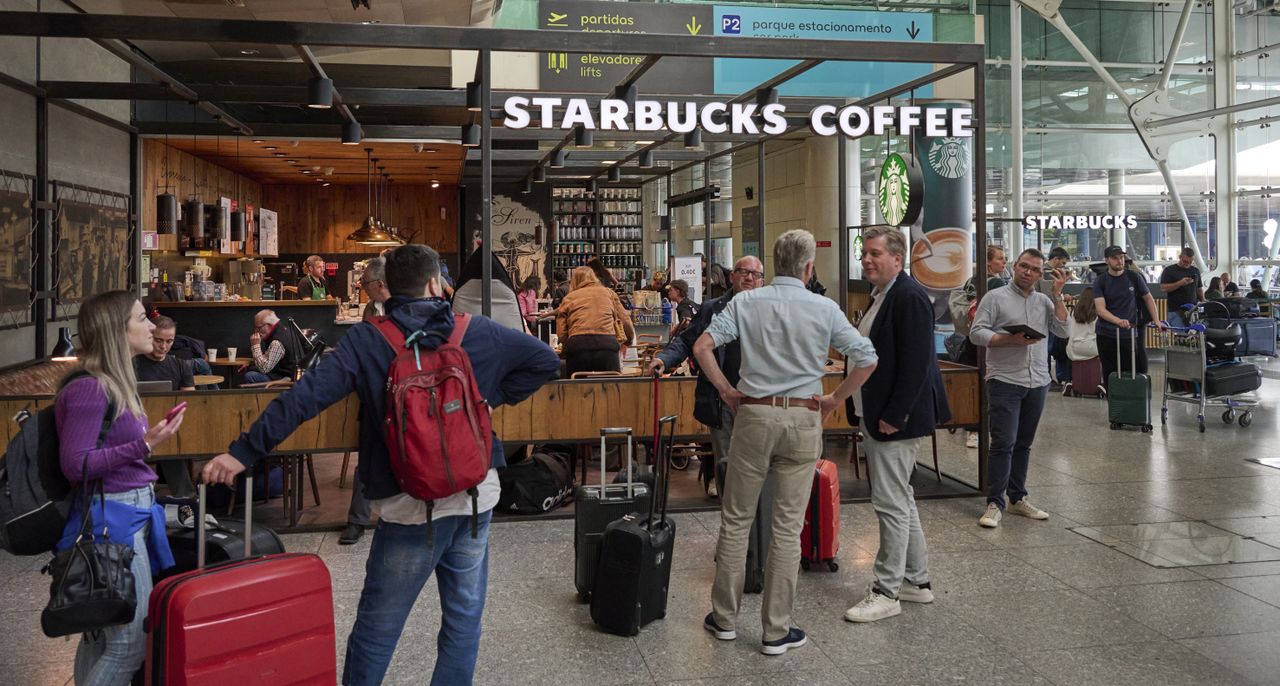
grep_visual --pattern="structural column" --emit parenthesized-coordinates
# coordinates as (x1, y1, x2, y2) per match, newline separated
(1009, 1, 1024, 258)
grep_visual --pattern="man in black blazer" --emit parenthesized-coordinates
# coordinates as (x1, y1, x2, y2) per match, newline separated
(845, 226, 951, 624)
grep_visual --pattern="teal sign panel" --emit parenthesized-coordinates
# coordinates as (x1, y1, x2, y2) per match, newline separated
(713, 6, 935, 98)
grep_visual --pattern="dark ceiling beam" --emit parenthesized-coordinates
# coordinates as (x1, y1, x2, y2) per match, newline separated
(136, 121, 769, 142)
(0, 11, 985, 65)
(466, 149, 707, 162)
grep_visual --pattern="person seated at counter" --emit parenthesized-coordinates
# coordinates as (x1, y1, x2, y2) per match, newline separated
(297, 255, 331, 300)
(134, 315, 195, 392)
(452, 250, 526, 333)
(557, 266, 635, 375)
(1248, 279, 1270, 301)
(244, 309, 304, 383)
(133, 315, 197, 497)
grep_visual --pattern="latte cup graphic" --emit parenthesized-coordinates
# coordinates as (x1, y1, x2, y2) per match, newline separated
(910, 228, 972, 290)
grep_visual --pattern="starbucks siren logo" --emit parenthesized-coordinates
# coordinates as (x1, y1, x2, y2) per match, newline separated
(927, 137, 968, 179)
(878, 153, 922, 227)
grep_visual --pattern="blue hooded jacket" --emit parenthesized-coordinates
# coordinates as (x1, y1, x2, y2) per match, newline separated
(228, 297, 561, 501)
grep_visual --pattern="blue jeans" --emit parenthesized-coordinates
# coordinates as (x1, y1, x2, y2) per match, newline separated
(1168, 311, 1188, 328)
(342, 511, 493, 686)
(1048, 332, 1071, 383)
(986, 380, 1048, 509)
(73, 485, 154, 686)
(243, 370, 271, 384)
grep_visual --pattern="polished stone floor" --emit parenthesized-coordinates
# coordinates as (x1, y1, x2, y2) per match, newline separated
(6, 358, 1280, 684)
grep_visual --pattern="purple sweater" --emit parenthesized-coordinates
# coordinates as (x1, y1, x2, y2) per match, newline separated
(56, 376, 156, 493)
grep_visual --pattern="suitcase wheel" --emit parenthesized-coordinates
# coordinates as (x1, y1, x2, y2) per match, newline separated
(827, 560, 839, 572)
(1240, 411, 1253, 428)
(579, 591, 591, 604)
(1141, 424, 1152, 434)
(1161, 408, 1168, 424)
(1109, 423, 1120, 431)
(1198, 416, 1206, 433)
(800, 559, 810, 571)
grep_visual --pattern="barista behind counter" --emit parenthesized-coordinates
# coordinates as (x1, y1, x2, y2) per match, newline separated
(297, 255, 333, 300)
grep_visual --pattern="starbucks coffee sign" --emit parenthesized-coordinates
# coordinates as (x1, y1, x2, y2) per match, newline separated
(878, 153, 923, 227)
(1023, 215, 1138, 230)
(502, 96, 974, 138)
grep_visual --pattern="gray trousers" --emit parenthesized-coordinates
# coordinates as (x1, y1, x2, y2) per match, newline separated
(348, 463, 372, 526)
(863, 430, 930, 598)
(706, 404, 735, 486)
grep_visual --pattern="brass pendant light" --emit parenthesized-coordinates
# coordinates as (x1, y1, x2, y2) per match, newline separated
(347, 147, 397, 245)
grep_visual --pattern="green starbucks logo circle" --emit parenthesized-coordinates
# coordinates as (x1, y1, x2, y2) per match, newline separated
(878, 153, 924, 227)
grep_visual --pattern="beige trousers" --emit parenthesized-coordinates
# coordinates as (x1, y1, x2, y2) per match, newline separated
(710, 404, 822, 642)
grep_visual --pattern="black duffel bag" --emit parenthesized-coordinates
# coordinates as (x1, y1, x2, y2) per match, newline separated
(498, 451, 573, 515)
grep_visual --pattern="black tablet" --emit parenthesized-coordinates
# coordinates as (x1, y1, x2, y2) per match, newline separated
(1003, 324, 1046, 340)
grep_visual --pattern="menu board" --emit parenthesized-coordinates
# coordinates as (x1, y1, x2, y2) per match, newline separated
(258, 208, 278, 257)
(672, 255, 703, 305)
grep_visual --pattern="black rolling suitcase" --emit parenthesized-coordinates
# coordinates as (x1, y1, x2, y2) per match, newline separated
(574, 427, 651, 602)
(1205, 361, 1262, 397)
(715, 459, 774, 594)
(591, 415, 678, 636)
(161, 490, 285, 576)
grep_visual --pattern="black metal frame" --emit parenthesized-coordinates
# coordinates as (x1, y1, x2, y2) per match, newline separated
(0, 9, 988, 491)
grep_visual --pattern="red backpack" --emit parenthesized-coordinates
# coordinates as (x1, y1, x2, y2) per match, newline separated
(372, 313, 493, 526)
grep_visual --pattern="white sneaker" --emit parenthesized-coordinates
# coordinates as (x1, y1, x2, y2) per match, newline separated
(965, 432, 979, 449)
(707, 480, 718, 498)
(844, 590, 902, 623)
(1008, 499, 1050, 520)
(978, 503, 1002, 528)
(897, 582, 935, 604)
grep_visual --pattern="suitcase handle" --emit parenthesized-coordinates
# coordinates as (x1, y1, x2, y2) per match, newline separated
(651, 415, 678, 525)
(195, 475, 254, 570)
(599, 427, 634, 500)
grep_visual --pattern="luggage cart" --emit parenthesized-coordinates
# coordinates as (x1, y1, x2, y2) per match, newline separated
(1153, 326, 1259, 433)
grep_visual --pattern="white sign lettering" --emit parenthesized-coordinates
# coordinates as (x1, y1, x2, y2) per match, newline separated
(1024, 215, 1139, 231)
(501, 96, 973, 138)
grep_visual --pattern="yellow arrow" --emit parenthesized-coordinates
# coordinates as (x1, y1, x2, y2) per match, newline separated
(686, 17, 702, 35)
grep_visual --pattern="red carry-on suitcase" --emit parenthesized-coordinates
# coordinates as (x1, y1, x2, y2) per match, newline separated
(146, 479, 336, 685)
(1065, 357, 1105, 398)
(800, 458, 841, 572)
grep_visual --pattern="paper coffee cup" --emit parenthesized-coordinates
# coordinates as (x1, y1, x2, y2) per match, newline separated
(227, 347, 238, 362)
(207, 349, 218, 362)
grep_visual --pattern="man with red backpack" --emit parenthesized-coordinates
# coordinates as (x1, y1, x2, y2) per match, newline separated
(203, 244, 560, 685)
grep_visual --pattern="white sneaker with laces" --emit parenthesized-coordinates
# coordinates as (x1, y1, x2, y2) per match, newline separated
(978, 502, 1002, 528)
(1008, 499, 1050, 520)
(844, 590, 902, 623)
(897, 582, 935, 604)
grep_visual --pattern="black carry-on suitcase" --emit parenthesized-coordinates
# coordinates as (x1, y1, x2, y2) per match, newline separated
(1205, 361, 1263, 397)
(590, 415, 678, 636)
(715, 459, 774, 594)
(574, 427, 651, 603)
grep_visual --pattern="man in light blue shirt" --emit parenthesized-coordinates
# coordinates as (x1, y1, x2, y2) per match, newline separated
(693, 229, 877, 657)
(970, 248, 1068, 529)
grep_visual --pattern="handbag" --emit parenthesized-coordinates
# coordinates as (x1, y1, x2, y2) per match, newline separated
(40, 481, 137, 638)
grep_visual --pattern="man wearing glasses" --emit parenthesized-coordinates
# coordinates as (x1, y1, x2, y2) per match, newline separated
(969, 249, 1068, 528)
(650, 255, 764, 497)
(244, 309, 303, 383)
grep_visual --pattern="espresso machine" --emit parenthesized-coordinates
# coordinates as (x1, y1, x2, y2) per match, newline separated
(227, 258, 264, 300)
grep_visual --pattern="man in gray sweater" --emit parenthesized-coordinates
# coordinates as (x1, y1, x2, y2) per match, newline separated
(969, 248, 1068, 528)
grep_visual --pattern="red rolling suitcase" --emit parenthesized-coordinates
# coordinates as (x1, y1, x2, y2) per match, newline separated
(1065, 357, 1105, 398)
(800, 458, 841, 572)
(146, 479, 336, 685)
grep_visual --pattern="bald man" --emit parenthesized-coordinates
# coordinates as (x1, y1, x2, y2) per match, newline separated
(244, 309, 304, 383)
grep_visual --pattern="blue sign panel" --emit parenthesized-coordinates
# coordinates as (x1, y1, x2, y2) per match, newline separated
(713, 6, 934, 98)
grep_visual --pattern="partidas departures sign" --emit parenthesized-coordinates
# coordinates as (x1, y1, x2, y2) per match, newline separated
(502, 96, 974, 138)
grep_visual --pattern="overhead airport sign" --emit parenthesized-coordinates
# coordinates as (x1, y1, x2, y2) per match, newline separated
(502, 96, 974, 138)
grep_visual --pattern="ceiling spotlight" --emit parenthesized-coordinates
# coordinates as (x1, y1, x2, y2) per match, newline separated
(585, 179, 597, 194)
(639, 150, 654, 168)
(574, 126, 593, 148)
(301, 170, 311, 174)
(308, 76, 334, 109)
(252, 139, 265, 144)
(342, 119, 362, 145)
(466, 81, 482, 112)
(322, 182, 331, 187)
(550, 149, 567, 168)
(684, 129, 702, 149)
(608, 166, 621, 183)
(239, 48, 259, 56)
(264, 145, 278, 150)
(431, 179, 440, 188)
(425, 148, 438, 154)
(533, 166, 546, 182)
(287, 159, 297, 164)
(522, 177, 532, 194)
(462, 123, 480, 147)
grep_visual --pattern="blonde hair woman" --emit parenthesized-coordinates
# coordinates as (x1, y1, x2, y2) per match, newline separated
(55, 290, 184, 684)
(556, 266, 635, 376)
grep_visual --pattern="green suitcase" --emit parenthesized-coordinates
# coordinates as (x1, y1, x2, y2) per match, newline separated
(1107, 328, 1152, 433)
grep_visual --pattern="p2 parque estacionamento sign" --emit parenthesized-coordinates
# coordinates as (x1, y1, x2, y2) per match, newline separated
(502, 96, 974, 138)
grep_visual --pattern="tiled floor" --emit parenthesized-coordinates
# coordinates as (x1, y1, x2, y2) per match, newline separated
(8, 359, 1280, 684)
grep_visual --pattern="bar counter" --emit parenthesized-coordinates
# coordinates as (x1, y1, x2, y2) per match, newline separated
(152, 300, 347, 354)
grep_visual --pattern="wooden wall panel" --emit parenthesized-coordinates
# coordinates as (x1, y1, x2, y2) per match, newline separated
(263, 184, 457, 255)
(140, 140, 262, 234)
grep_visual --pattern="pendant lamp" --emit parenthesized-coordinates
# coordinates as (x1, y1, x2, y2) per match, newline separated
(347, 147, 398, 245)
(50, 327, 76, 361)
(229, 136, 246, 242)
(156, 136, 177, 234)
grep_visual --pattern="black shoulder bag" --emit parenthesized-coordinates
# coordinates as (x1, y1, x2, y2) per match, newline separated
(40, 403, 137, 638)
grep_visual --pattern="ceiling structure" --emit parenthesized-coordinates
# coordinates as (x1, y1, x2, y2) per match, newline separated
(158, 137, 466, 185)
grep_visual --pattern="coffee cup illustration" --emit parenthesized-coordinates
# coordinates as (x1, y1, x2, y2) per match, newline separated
(910, 228, 972, 289)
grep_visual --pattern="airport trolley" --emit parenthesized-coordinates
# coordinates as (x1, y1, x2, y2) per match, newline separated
(1152, 326, 1259, 433)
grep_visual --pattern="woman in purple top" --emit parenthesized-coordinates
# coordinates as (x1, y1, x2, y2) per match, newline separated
(56, 290, 185, 685)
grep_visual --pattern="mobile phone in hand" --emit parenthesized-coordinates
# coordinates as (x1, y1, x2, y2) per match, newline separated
(164, 401, 188, 423)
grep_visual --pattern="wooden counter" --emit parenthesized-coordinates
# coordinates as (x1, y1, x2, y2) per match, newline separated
(152, 300, 339, 309)
(0, 365, 980, 455)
